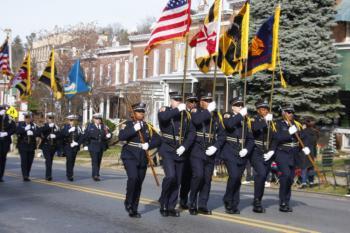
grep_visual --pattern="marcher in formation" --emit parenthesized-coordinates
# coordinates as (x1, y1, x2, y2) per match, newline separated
(1, 92, 313, 218)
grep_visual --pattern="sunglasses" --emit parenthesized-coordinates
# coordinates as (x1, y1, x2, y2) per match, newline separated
(233, 103, 244, 107)
(285, 110, 294, 114)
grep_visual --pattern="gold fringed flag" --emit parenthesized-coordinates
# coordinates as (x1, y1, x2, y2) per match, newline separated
(39, 49, 63, 100)
(189, 0, 222, 73)
(242, 4, 281, 78)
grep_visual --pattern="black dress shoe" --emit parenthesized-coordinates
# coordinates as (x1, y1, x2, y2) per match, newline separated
(198, 207, 212, 215)
(168, 209, 180, 217)
(129, 211, 141, 218)
(279, 203, 292, 212)
(23, 177, 31, 182)
(93, 176, 100, 181)
(224, 201, 232, 211)
(252, 199, 265, 213)
(46, 177, 52, 181)
(67, 177, 74, 182)
(179, 200, 189, 210)
(225, 208, 240, 214)
(160, 205, 168, 217)
(189, 207, 198, 215)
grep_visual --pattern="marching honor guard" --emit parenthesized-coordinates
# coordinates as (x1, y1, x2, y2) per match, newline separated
(62, 114, 82, 181)
(158, 92, 195, 217)
(250, 99, 276, 213)
(119, 103, 161, 218)
(16, 111, 39, 181)
(39, 112, 61, 181)
(221, 97, 254, 214)
(82, 113, 112, 181)
(267, 103, 311, 212)
(188, 91, 225, 215)
(179, 93, 198, 209)
(0, 105, 16, 182)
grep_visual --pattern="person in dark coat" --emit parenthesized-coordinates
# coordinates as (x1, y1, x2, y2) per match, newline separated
(16, 111, 39, 181)
(179, 93, 198, 209)
(61, 114, 82, 181)
(119, 102, 161, 218)
(158, 92, 195, 217)
(0, 105, 16, 182)
(188, 91, 226, 215)
(39, 112, 62, 181)
(221, 97, 254, 214)
(299, 116, 319, 188)
(82, 113, 112, 181)
(266, 104, 311, 212)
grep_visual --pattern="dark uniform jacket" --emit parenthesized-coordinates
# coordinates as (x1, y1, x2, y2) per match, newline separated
(0, 115, 16, 150)
(119, 120, 161, 166)
(221, 112, 254, 163)
(190, 108, 226, 160)
(16, 121, 39, 151)
(61, 124, 83, 153)
(158, 107, 195, 161)
(82, 123, 112, 152)
(39, 123, 62, 150)
(251, 115, 277, 152)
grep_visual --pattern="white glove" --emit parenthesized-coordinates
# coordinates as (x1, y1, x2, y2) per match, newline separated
(49, 123, 54, 127)
(133, 122, 141, 132)
(239, 148, 248, 158)
(239, 107, 248, 117)
(106, 133, 111, 139)
(0, 110, 5, 115)
(205, 146, 217, 156)
(49, 134, 56, 139)
(177, 103, 186, 112)
(0, 132, 8, 137)
(207, 101, 216, 112)
(70, 141, 79, 148)
(288, 125, 298, 135)
(141, 143, 149, 151)
(264, 113, 273, 122)
(302, 147, 311, 155)
(264, 150, 275, 161)
(68, 127, 76, 133)
(83, 146, 89, 151)
(176, 146, 186, 156)
(27, 130, 33, 136)
(25, 125, 31, 131)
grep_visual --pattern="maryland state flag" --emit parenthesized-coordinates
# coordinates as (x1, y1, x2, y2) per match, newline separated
(39, 49, 63, 100)
(217, 1, 250, 76)
(189, 0, 222, 73)
(242, 5, 282, 79)
(12, 52, 32, 99)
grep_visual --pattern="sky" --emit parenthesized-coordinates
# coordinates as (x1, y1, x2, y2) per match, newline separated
(0, 0, 224, 43)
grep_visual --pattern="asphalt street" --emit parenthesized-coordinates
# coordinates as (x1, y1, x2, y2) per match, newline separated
(1, 156, 350, 233)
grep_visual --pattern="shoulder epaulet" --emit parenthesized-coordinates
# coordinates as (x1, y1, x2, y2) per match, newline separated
(294, 120, 303, 130)
(246, 117, 252, 130)
(271, 121, 277, 132)
(217, 112, 225, 129)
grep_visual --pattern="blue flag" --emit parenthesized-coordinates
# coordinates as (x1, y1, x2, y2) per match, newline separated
(64, 60, 91, 99)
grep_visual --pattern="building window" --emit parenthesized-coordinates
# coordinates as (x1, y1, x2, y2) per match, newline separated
(133, 56, 138, 81)
(99, 64, 103, 85)
(115, 61, 120, 84)
(165, 49, 171, 74)
(153, 49, 160, 76)
(124, 60, 129, 84)
(143, 56, 148, 79)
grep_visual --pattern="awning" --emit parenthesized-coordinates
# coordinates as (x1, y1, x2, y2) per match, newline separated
(335, 0, 350, 22)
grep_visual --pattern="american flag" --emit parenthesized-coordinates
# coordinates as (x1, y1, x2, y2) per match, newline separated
(144, 0, 191, 55)
(0, 39, 12, 76)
